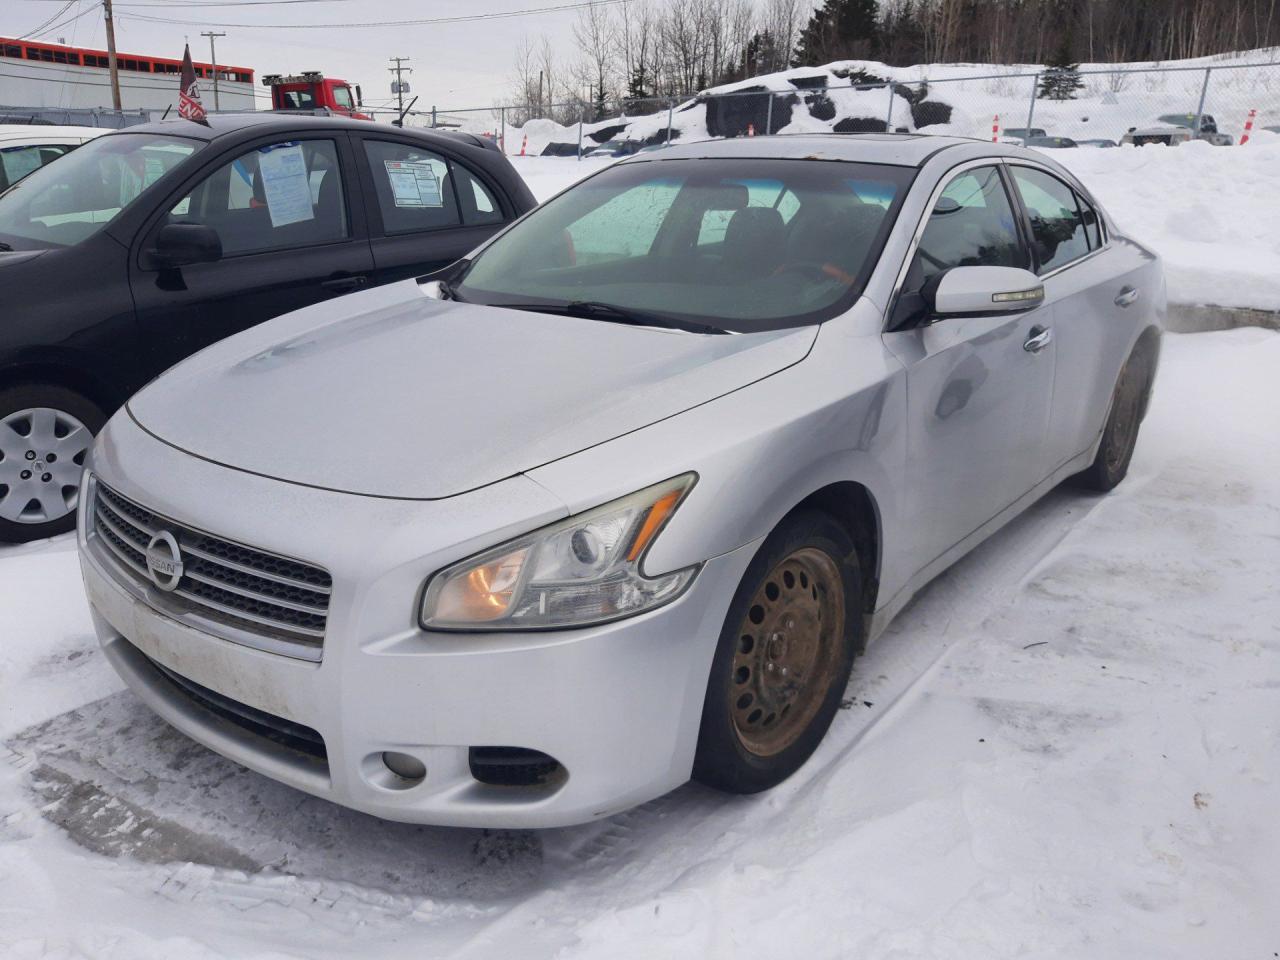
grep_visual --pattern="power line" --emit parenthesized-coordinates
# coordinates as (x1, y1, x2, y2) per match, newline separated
(114, 0, 629, 29)
(12, 0, 85, 40)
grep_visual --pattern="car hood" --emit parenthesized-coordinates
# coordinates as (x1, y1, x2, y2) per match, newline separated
(128, 281, 817, 499)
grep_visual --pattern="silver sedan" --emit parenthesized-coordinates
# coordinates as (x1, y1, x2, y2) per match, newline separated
(77, 134, 1163, 827)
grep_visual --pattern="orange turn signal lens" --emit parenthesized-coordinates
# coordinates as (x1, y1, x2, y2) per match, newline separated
(626, 489, 683, 562)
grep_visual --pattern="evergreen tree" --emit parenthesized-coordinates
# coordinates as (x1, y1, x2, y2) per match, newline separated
(1037, 36, 1085, 100)
(793, 0, 880, 67)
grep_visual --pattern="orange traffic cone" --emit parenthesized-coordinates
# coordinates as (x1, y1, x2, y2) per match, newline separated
(520, 134, 528, 156)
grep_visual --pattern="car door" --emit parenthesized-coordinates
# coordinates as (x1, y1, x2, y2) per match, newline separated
(883, 162, 1057, 568)
(1005, 162, 1151, 469)
(355, 135, 512, 284)
(128, 132, 375, 377)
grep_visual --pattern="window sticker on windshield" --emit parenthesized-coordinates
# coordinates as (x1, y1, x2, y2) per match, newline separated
(258, 142, 315, 227)
(0, 146, 43, 183)
(383, 159, 442, 208)
(143, 155, 168, 187)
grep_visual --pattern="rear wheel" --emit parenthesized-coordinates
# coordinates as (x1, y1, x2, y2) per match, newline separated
(693, 511, 862, 794)
(1072, 345, 1154, 492)
(0, 385, 103, 544)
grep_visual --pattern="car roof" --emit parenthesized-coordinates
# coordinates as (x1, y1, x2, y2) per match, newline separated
(0, 124, 106, 142)
(101, 112, 498, 151)
(618, 133, 1058, 169)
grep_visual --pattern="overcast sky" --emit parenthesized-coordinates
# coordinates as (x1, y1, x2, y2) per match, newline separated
(8, 0, 585, 114)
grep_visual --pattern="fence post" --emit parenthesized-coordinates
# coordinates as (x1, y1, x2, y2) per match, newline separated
(577, 112, 584, 161)
(884, 83, 894, 130)
(665, 98, 674, 146)
(1193, 67, 1212, 136)
(500, 106, 506, 153)
(765, 92, 774, 135)
(1025, 74, 1039, 132)
(431, 105, 437, 128)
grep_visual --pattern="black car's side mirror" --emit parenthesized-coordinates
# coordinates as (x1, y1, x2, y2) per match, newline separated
(150, 223, 222, 269)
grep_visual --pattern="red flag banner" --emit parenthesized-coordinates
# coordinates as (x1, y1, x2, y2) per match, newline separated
(178, 43, 210, 126)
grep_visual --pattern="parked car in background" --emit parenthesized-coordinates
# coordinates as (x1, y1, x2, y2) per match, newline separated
(0, 125, 106, 192)
(1078, 138, 1118, 148)
(1157, 113, 1233, 145)
(0, 113, 535, 542)
(78, 135, 1162, 828)
(1001, 127, 1047, 141)
(1121, 124, 1193, 147)
(584, 139, 642, 158)
(1026, 136, 1078, 149)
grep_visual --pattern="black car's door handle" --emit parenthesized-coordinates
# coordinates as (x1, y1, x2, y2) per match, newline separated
(1114, 286, 1140, 308)
(1023, 325, 1053, 353)
(321, 275, 368, 293)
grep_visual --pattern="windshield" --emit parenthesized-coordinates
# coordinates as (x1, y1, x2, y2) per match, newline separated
(0, 132, 201, 249)
(454, 158, 914, 333)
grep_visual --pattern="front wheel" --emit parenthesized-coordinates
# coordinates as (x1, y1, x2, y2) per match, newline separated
(693, 511, 862, 794)
(0, 385, 103, 544)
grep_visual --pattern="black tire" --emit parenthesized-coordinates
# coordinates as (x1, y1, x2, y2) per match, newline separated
(693, 510, 863, 794)
(1071, 344, 1155, 493)
(0, 384, 105, 544)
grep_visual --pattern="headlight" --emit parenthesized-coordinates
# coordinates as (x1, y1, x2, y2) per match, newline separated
(420, 474, 698, 631)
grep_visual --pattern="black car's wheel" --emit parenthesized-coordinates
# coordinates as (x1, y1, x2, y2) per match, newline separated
(1072, 344, 1155, 493)
(693, 511, 862, 794)
(0, 385, 103, 544)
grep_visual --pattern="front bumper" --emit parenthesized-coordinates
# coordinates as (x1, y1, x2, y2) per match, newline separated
(79, 414, 756, 828)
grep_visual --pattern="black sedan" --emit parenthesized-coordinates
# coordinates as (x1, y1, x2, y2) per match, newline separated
(0, 114, 535, 542)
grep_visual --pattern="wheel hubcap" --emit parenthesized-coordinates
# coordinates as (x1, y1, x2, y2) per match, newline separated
(731, 547, 845, 758)
(0, 407, 92, 525)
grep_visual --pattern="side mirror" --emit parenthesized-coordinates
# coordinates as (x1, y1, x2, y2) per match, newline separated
(925, 266, 1044, 318)
(151, 223, 222, 269)
(355, 84, 364, 107)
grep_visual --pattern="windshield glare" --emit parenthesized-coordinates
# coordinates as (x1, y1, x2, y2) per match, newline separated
(456, 158, 913, 333)
(0, 133, 201, 249)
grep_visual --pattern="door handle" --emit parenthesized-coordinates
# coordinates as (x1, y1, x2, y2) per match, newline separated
(1114, 286, 1140, 308)
(1023, 326, 1052, 353)
(321, 274, 368, 293)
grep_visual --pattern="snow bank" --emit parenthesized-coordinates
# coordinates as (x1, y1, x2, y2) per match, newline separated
(1052, 137, 1280, 310)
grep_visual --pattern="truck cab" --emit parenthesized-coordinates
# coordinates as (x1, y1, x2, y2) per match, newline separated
(262, 72, 370, 120)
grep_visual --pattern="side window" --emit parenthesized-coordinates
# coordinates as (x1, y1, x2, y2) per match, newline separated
(1010, 167, 1090, 273)
(168, 139, 348, 257)
(362, 139, 461, 234)
(912, 166, 1026, 285)
(1076, 191, 1102, 250)
(451, 164, 505, 226)
(892, 166, 1026, 327)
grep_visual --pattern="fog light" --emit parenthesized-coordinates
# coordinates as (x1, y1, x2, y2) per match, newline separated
(382, 751, 426, 782)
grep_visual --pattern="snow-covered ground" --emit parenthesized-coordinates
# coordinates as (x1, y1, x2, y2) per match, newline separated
(510, 136, 1280, 312)
(1, 326, 1277, 958)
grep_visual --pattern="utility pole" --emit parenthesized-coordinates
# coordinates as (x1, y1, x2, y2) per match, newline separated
(388, 56, 411, 127)
(102, 0, 121, 110)
(200, 31, 226, 111)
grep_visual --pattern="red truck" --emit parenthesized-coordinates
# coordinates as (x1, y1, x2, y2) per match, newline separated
(262, 72, 371, 120)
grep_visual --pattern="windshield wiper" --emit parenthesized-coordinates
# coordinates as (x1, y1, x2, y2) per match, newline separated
(502, 300, 726, 335)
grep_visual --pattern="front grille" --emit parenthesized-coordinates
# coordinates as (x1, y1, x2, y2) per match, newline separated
(469, 747, 565, 787)
(143, 648, 328, 767)
(90, 480, 331, 657)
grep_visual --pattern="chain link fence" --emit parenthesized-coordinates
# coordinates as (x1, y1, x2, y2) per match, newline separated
(419, 60, 1280, 158)
(0, 105, 155, 128)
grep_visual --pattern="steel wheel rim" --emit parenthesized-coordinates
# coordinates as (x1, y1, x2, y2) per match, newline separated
(731, 547, 846, 758)
(1104, 360, 1143, 473)
(0, 407, 92, 525)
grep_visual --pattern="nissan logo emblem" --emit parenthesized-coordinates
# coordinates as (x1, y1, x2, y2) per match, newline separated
(145, 530, 184, 592)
